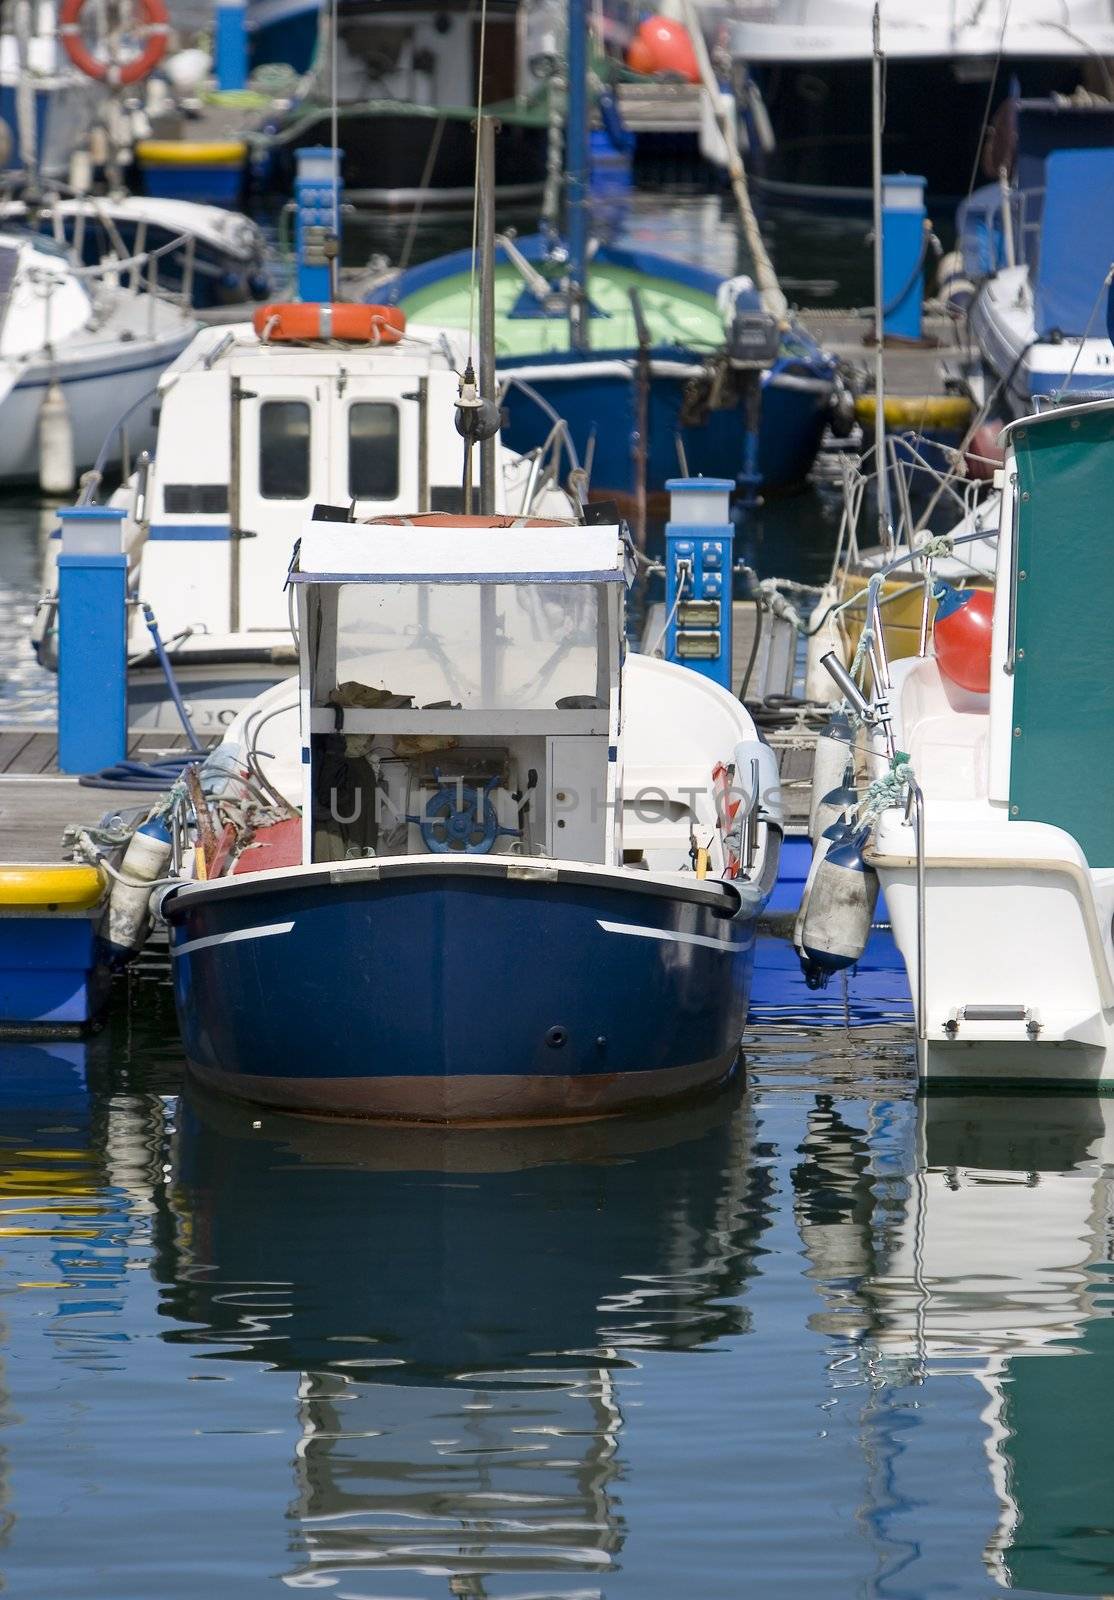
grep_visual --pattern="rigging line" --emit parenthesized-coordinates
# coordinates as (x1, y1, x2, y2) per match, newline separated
(466, 0, 490, 364)
(1052, 261, 1114, 403)
(399, 0, 482, 274)
(962, 0, 1013, 207)
(330, 0, 340, 240)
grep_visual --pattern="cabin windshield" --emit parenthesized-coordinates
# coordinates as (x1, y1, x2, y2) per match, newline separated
(316, 580, 608, 712)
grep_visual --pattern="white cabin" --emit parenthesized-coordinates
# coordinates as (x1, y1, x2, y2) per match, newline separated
(121, 320, 569, 660)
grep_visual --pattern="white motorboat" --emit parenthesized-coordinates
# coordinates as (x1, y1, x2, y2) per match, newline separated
(39, 305, 580, 730)
(959, 98, 1114, 415)
(831, 399, 1114, 1085)
(0, 229, 196, 484)
(1, 193, 276, 316)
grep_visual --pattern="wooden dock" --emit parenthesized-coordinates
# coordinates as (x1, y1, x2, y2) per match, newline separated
(797, 307, 975, 408)
(0, 602, 819, 870)
(0, 732, 203, 865)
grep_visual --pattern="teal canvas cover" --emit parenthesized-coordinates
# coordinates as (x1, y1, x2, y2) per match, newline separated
(1010, 406, 1114, 867)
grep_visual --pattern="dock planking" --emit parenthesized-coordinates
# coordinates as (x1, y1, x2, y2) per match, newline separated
(0, 605, 820, 864)
(0, 731, 208, 865)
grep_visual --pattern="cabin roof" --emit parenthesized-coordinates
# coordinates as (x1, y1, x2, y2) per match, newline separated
(159, 319, 469, 386)
(293, 519, 628, 584)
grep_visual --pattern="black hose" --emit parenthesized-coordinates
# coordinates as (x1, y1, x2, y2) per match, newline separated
(737, 597, 764, 703)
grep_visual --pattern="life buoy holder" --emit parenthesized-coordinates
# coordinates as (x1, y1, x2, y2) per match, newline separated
(252, 303, 407, 345)
(59, 0, 169, 85)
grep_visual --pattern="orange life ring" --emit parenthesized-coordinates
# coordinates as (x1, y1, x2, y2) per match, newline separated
(59, 0, 169, 85)
(252, 303, 407, 345)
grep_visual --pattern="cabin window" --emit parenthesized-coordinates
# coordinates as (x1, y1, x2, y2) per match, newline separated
(259, 401, 311, 499)
(321, 581, 606, 711)
(348, 403, 400, 500)
(164, 484, 228, 514)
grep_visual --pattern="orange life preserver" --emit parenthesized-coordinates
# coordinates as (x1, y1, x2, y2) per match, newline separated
(252, 303, 407, 345)
(59, 0, 169, 85)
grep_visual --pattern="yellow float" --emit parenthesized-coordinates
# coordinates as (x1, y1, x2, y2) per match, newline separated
(0, 864, 106, 911)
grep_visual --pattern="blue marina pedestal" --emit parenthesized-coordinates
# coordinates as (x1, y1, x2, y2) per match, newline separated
(57, 507, 127, 776)
(214, 0, 248, 91)
(882, 174, 928, 342)
(663, 478, 735, 691)
(295, 146, 343, 302)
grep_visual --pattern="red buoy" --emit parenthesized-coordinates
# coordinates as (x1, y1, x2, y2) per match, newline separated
(625, 17, 700, 82)
(933, 584, 994, 693)
(964, 421, 1005, 481)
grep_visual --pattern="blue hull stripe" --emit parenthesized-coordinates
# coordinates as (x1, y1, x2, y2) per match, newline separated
(597, 918, 748, 953)
(149, 523, 232, 542)
(172, 919, 294, 958)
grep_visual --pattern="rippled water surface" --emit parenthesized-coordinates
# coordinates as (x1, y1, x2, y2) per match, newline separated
(0, 997, 1111, 1598)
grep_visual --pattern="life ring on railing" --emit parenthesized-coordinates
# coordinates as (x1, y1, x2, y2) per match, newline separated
(59, 0, 169, 84)
(252, 303, 407, 345)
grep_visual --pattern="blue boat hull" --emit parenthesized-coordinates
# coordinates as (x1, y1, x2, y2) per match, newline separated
(499, 352, 835, 497)
(383, 236, 836, 497)
(165, 858, 762, 1120)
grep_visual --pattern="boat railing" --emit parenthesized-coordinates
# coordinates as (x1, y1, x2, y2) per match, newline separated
(25, 224, 198, 333)
(500, 374, 587, 509)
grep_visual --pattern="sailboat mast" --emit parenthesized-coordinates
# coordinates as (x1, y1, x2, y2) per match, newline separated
(566, 0, 590, 351)
(871, 2, 893, 551)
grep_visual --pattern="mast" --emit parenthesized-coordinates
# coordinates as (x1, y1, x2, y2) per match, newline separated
(566, 0, 589, 351)
(477, 116, 498, 515)
(871, 2, 894, 551)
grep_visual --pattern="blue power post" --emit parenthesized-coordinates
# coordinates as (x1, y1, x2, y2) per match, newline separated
(57, 507, 128, 776)
(881, 174, 927, 341)
(295, 146, 343, 302)
(663, 478, 734, 690)
(214, 0, 248, 91)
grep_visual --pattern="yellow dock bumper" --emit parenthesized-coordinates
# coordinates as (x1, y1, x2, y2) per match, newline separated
(854, 394, 974, 432)
(0, 865, 106, 911)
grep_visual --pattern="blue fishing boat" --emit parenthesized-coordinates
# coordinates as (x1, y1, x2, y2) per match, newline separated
(377, 0, 839, 505)
(383, 234, 840, 501)
(957, 98, 1114, 413)
(161, 511, 782, 1119)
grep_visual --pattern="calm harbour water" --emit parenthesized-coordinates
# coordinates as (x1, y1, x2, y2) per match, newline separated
(0, 192, 1108, 1599)
(5, 1005, 1114, 1598)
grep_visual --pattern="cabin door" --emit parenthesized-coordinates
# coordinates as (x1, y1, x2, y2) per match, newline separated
(328, 373, 422, 522)
(233, 374, 331, 634)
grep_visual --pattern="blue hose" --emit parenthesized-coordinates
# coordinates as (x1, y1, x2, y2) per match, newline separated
(142, 604, 204, 753)
(77, 606, 205, 790)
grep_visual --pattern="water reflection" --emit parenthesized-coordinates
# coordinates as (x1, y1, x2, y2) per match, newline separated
(158, 1084, 772, 1594)
(796, 1091, 1114, 1596)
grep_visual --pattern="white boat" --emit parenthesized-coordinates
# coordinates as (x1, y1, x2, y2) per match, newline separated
(850, 400, 1114, 1085)
(1, 193, 276, 316)
(960, 98, 1114, 414)
(731, 0, 1114, 204)
(0, 1, 103, 180)
(0, 230, 196, 484)
(40, 308, 579, 730)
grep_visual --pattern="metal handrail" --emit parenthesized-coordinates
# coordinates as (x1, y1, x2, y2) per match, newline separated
(1003, 468, 1020, 674)
(904, 776, 928, 1048)
(25, 225, 198, 319)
